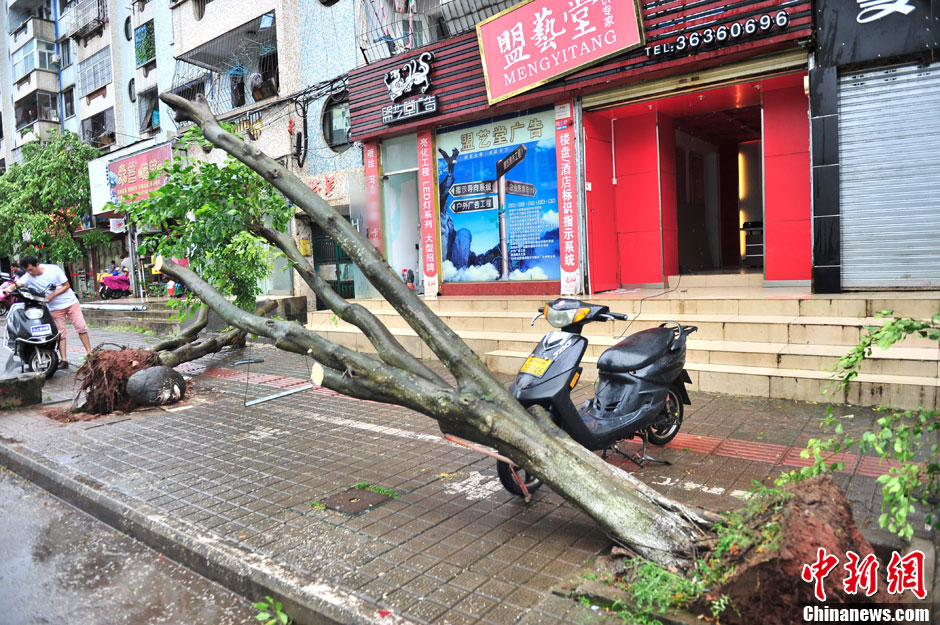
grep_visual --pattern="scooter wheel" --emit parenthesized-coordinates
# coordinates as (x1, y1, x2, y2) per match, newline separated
(647, 385, 684, 445)
(496, 460, 542, 497)
(29, 348, 59, 379)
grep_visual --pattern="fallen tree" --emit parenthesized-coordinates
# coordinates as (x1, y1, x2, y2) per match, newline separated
(152, 92, 886, 586)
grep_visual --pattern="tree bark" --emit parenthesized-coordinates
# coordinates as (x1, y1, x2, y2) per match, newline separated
(152, 305, 209, 352)
(157, 301, 277, 368)
(157, 93, 715, 568)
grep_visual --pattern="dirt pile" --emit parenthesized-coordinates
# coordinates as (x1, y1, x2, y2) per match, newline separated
(702, 475, 898, 625)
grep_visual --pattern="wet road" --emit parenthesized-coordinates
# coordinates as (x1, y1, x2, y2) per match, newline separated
(0, 467, 259, 625)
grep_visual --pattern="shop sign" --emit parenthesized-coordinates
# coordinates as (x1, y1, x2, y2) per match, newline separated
(477, 0, 644, 105)
(645, 11, 791, 59)
(816, 0, 939, 67)
(416, 130, 440, 297)
(106, 144, 172, 206)
(436, 108, 560, 283)
(554, 102, 579, 295)
(382, 52, 439, 124)
(363, 142, 383, 251)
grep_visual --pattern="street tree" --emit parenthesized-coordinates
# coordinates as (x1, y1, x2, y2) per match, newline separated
(154, 93, 713, 569)
(0, 130, 102, 263)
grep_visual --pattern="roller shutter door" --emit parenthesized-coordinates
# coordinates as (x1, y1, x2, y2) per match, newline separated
(839, 63, 940, 288)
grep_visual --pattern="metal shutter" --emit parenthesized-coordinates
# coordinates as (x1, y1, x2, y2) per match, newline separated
(839, 63, 940, 288)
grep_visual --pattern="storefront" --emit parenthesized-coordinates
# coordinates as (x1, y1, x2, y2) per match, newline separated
(347, 0, 813, 296)
(811, 0, 940, 292)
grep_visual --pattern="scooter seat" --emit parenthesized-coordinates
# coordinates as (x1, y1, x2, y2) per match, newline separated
(597, 327, 675, 373)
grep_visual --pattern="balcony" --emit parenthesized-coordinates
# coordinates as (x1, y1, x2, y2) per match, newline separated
(169, 12, 279, 119)
(12, 63, 59, 102)
(9, 16, 55, 50)
(16, 120, 59, 147)
(15, 90, 60, 134)
(357, 0, 516, 65)
(59, 0, 107, 41)
(81, 107, 115, 148)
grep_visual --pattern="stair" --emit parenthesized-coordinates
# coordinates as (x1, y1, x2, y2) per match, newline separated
(306, 286, 940, 410)
(81, 299, 183, 335)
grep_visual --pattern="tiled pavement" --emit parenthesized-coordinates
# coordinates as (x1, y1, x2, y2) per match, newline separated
(0, 326, 935, 625)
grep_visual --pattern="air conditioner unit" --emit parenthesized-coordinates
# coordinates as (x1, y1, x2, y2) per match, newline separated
(50, 54, 61, 65)
(48, 111, 60, 122)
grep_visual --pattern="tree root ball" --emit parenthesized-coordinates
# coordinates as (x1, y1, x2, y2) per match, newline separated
(696, 475, 899, 625)
(126, 366, 186, 406)
(75, 347, 163, 414)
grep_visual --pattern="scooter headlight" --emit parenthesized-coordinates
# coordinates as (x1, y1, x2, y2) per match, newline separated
(545, 306, 590, 328)
(24, 308, 43, 320)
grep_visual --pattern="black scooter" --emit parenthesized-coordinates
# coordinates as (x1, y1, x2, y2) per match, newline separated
(2, 286, 60, 378)
(500, 298, 696, 496)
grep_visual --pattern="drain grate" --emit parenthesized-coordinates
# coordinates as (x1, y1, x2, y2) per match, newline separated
(321, 487, 393, 515)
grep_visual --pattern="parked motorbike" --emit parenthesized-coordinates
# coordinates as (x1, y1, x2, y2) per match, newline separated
(3, 286, 60, 378)
(99, 273, 132, 299)
(0, 280, 20, 318)
(499, 298, 697, 496)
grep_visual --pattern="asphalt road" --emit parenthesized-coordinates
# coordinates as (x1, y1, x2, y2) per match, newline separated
(0, 466, 259, 625)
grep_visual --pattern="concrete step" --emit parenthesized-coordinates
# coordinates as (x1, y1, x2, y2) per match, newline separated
(666, 272, 765, 289)
(338, 294, 940, 321)
(307, 309, 936, 349)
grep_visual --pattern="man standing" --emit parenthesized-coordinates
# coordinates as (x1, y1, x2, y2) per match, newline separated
(6, 256, 91, 369)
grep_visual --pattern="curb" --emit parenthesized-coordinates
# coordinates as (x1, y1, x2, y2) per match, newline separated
(0, 440, 419, 625)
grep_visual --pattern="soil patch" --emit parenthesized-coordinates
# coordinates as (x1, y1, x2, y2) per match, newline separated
(694, 475, 898, 625)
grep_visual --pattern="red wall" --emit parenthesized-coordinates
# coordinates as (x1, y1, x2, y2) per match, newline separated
(658, 114, 678, 278)
(613, 112, 664, 285)
(762, 84, 812, 281)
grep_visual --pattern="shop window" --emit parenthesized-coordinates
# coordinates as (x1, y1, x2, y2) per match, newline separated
(134, 20, 155, 67)
(63, 87, 75, 119)
(78, 46, 112, 97)
(81, 108, 115, 147)
(322, 92, 351, 153)
(381, 134, 418, 172)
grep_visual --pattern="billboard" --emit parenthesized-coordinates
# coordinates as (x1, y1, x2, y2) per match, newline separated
(106, 144, 172, 206)
(477, 0, 644, 104)
(437, 108, 560, 283)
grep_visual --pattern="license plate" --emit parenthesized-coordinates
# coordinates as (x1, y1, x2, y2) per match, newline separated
(30, 324, 51, 336)
(520, 356, 552, 377)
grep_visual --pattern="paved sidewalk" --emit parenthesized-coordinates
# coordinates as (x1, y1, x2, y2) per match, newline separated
(0, 327, 934, 625)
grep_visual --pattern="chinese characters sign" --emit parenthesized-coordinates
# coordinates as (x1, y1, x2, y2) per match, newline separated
(417, 130, 440, 296)
(555, 102, 579, 295)
(801, 547, 927, 602)
(477, 0, 644, 105)
(363, 141, 383, 252)
(106, 144, 172, 205)
(436, 109, 560, 283)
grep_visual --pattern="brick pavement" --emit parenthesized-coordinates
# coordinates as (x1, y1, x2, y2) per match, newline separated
(0, 326, 934, 625)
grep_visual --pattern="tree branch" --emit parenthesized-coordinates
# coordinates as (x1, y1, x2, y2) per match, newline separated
(154, 256, 459, 417)
(252, 224, 447, 387)
(157, 302, 277, 367)
(160, 93, 495, 391)
(152, 305, 210, 352)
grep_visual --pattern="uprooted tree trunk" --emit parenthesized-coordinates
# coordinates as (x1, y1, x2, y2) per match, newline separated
(158, 93, 718, 569)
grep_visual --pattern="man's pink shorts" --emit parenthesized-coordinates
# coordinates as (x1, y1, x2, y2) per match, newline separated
(50, 302, 88, 335)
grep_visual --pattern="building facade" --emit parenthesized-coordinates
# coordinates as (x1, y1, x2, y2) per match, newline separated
(345, 0, 814, 299)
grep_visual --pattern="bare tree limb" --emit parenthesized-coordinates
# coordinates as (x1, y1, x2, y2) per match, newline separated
(152, 305, 210, 352)
(252, 224, 447, 387)
(161, 93, 494, 390)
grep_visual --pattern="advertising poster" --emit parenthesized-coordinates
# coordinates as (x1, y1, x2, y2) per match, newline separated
(106, 144, 172, 206)
(436, 108, 559, 283)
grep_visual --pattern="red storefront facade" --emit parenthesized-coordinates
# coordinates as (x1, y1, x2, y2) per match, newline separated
(348, 0, 814, 296)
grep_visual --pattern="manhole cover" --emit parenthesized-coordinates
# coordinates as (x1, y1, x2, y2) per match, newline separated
(322, 487, 393, 515)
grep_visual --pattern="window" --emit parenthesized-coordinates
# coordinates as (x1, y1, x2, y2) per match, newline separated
(124, 16, 132, 41)
(14, 91, 59, 130)
(138, 88, 159, 133)
(193, 0, 213, 21)
(134, 20, 155, 66)
(37, 40, 56, 70)
(60, 40, 72, 68)
(78, 46, 112, 97)
(128, 78, 136, 102)
(81, 108, 115, 147)
(12, 41, 35, 80)
(322, 93, 351, 153)
(63, 87, 75, 119)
